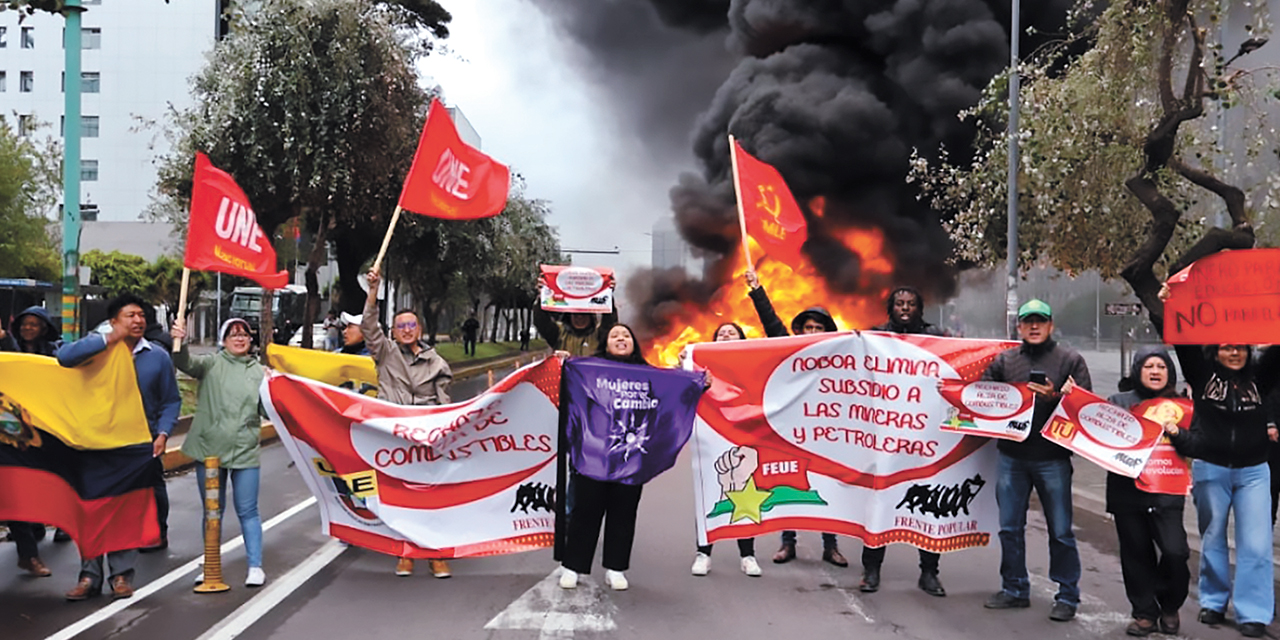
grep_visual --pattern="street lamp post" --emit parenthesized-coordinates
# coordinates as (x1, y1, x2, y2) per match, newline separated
(1005, 0, 1021, 340)
(61, 0, 85, 341)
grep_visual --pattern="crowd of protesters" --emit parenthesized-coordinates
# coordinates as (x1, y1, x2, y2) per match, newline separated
(5, 268, 1280, 640)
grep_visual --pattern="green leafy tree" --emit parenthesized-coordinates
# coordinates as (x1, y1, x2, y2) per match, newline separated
(0, 118, 60, 281)
(911, 1, 1276, 312)
(151, 0, 449, 347)
(81, 250, 211, 313)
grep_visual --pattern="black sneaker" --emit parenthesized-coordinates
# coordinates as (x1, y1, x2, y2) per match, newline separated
(1048, 602, 1076, 622)
(918, 570, 946, 597)
(1198, 608, 1225, 626)
(859, 566, 880, 593)
(984, 591, 1031, 609)
(1240, 622, 1266, 638)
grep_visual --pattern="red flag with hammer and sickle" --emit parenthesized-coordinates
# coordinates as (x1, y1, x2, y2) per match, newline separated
(732, 140, 808, 263)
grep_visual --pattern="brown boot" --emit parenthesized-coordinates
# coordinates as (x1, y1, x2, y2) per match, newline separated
(109, 575, 134, 600)
(18, 556, 52, 577)
(1125, 618, 1156, 636)
(65, 577, 100, 601)
(395, 557, 413, 577)
(772, 543, 796, 564)
(1158, 612, 1180, 635)
(429, 559, 451, 578)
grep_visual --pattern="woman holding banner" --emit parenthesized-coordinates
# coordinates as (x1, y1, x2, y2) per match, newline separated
(171, 317, 268, 587)
(690, 322, 763, 578)
(559, 323, 705, 591)
(1156, 287, 1280, 638)
(1101, 348, 1190, 636)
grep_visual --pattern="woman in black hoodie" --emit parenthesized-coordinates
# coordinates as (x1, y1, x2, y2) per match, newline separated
(1106, 348, 1190, 636)
(1155, 288, 1280, 637)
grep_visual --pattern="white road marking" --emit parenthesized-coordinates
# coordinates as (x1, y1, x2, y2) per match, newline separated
(821, 565, 874, 624)
(45, 496, 317, 640)
(1030, 574, 1190, 639)
(485, 567, 618, 639)
(193, 539, 346, 640)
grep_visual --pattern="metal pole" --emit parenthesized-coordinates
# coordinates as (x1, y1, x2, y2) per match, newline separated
(216, 271, 222, 335)
(1005, 0, 1021, 340)
(1095, 273, 1101, 351)
(61, 0, 85, 342)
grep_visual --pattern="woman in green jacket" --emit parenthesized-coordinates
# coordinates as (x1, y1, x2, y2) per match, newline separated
(171, 317, 267, 587)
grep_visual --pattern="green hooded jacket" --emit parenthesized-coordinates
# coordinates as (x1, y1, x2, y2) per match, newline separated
(174, 345, 265, 468)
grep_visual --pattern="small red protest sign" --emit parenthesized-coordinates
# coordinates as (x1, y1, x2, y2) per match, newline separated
(1163, 248, 1280, 344)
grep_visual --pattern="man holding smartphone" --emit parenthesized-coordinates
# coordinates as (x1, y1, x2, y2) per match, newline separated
(980, 300, 1091, 623)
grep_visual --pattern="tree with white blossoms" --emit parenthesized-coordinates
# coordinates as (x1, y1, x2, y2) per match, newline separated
(910, 0, 1280, 314)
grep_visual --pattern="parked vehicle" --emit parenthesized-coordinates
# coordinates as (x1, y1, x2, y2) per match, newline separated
(229, 284, 307, 345)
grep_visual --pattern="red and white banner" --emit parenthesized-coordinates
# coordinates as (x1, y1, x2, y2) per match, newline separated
(398, 99, 511, 220)
(1042, 388, 1165, 479)
(539, 265, 615, 313)
(687, 332, 1017, 553)
(184, 152, 288, 288)
(938, 380, 1035, 441)
(1131, 397, 1193, 495)
(261, 359, 561, 558)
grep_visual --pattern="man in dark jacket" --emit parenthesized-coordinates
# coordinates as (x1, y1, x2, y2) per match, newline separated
(746, 270, 848, 568)
(863, 287, 947, 596)
(981, 299, 1090, 622)
(461, 314, 480, 357)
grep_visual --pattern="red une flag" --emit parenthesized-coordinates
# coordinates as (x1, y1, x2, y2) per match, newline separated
(732, 139, 808, 263)
(184, 153, 288, 289)
(398, 99, 511, 220)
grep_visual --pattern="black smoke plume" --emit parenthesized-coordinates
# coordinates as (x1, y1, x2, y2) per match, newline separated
(529, 0, 1073, 337)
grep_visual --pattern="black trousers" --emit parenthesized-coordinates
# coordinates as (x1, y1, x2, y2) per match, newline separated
(154, 459, 170, 540)
(697, 538, 755, 557)
(1113, 507, 1190, 621)
(562, 475, 642, 574)
(861, 545, 940, 573)
(780, 530, 838, 549)
(463, 336, 477, 356)
(7, 521, 44, 560)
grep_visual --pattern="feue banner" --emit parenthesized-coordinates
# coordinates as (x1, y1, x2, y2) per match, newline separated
(937, 380, 1035, 442)
(561, 358, 705, 485)
(539, 265, 615, 314)
(1042, 388, 1165, 478)
(261, 359, 562, 558)
(687, 331, 1017, 552)
(1131, 397, 1194, 495)
(1163, 248, 1280, 344)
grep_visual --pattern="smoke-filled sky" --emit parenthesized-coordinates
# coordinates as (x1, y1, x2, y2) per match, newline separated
(428, 0, 1073, 332)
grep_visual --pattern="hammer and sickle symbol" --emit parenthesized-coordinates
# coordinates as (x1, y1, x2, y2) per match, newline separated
(755, 185, 782, 219)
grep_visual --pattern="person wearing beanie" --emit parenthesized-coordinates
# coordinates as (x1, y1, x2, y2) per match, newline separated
(171, 316, 268, 588)
(981, 299, 1090, 623)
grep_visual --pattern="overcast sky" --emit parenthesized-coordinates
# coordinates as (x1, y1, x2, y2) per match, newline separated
(423, 0, 699, 279)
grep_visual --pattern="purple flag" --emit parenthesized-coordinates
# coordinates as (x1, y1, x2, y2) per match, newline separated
(563, 358, 705, 485)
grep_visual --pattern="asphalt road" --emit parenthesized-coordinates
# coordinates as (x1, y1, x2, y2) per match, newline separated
(3, 353, 1276, 640)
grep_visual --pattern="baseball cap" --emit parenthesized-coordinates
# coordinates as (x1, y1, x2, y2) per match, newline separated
(339, 312, 362, 326)
(1017, 299, 1052, 321)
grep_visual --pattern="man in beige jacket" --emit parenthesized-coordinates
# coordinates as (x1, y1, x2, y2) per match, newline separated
(363, 269, 453, 578)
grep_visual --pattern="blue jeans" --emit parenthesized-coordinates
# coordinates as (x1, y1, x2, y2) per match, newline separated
(995, 453, 1080, 606)
(1191, 460, 1275, 625)
(196, 465, 263, 569)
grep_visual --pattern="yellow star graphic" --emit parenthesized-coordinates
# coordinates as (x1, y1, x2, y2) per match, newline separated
(725, 477, 771, 524)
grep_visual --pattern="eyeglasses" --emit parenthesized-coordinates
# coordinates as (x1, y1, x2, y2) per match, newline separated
(394, 322, 418, 331)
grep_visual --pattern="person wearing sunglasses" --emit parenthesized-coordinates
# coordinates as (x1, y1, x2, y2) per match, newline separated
(363, 268, 453, 579)
(171, 317, 268, 588)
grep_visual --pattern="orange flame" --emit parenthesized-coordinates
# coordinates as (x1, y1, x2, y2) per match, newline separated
(643, 225, 897, 366)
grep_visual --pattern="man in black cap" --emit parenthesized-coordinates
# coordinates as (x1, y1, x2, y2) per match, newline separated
(746, 270, 848, 568)
(863, 286, 947, 596)
(981, 299, 1090, 623)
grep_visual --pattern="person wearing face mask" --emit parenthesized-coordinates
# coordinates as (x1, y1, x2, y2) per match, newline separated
(1103, 348, 1191, 636)
(171, 317, 268, 587)
(689, 322, 764, 578)
(363, 269, 453, 579)
(1155, 286, 1280, 638)
(0, 306, 62, 577)
(744, 269, 848, 569)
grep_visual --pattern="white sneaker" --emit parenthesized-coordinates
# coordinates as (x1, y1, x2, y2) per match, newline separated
(605, 569, 628, 591)
(691, 552, 711, 576)
(246, 567, 266, 587)
(559, 568, 579, 589)
(741, 556, 763, 577)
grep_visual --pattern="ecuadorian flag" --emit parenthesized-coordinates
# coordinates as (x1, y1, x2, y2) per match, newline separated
(266, 343, 378, 396)
(0, 342, 162, 558)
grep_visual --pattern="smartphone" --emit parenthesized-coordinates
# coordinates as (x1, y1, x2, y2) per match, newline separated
(1029, 370, 1048, 385)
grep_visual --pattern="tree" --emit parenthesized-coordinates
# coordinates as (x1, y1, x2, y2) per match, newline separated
(81, 250, 211, 312)
(911, 1, 1277, 312)
(150, 0, 449, 348)
(0, 118, 60, 281)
